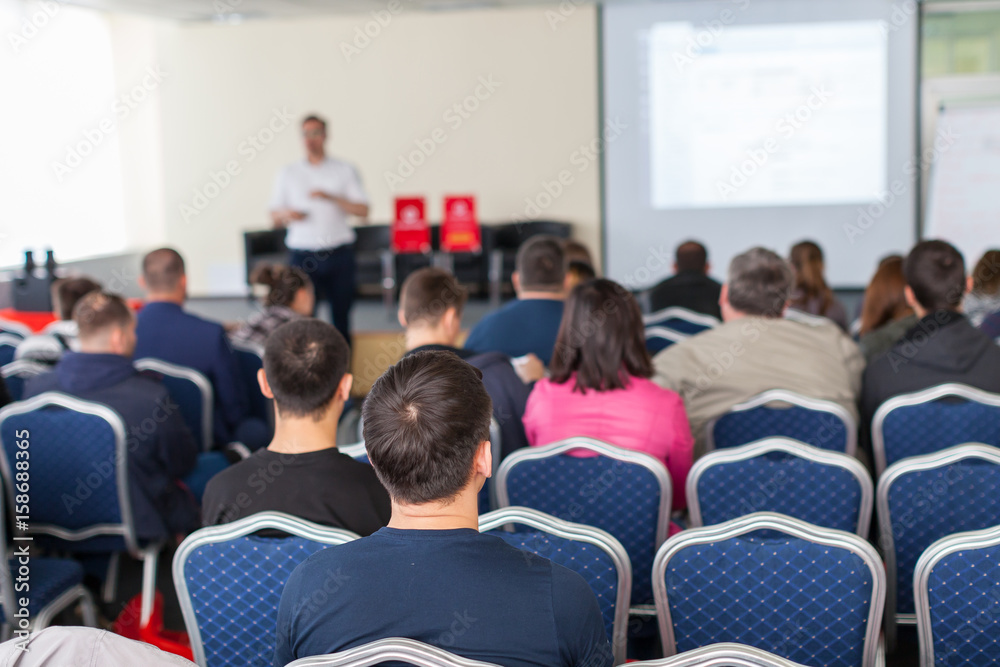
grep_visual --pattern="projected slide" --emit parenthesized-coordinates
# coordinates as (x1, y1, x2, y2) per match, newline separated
(649, 21, 887, 209)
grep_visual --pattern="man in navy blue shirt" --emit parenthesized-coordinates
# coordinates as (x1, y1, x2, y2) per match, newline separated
(134, 248, 267, 450)
(463, 235, 568, 365)
(273, 351, 612, 667)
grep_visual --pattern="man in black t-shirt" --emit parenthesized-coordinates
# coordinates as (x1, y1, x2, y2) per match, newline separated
(201, 319, 390, 534)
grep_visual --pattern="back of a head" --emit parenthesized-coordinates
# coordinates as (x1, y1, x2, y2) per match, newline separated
(727, 247, 794, 318)
(516, 235, 566, 292)
(142, 247, 185, 293)
(263, 319, 350, 420)
(860, 256, 912, 335)
(363, 351, 492, 505)
(73, 291, 133, 342)
(551, 278, 652, 392)
(904, 240, 966, 312)
(562, 240, 594, 267)
(53, 276, 101, 321)
(400, 268, 468, 328)
(675, 241, 708, 274)
(251, 263, 311, 308)
(972, 250, 1000, 295)
(789, 240, 832, 309)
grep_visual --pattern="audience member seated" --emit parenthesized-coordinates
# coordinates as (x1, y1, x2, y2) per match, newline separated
(464, 235, 567, 365)
(982, 310, 1000, 340)
(202, 319, 390, 533)
(24, 292, 200, 540)
(653, 247, 864, 457)
(858, 256, 917, 364)
(562, 239, 596, 290)
(0, 627, 198, 666)
(524, 278, 693, 510)
(963, 249, 1000, 326)
(14, 276, 101, 365)
(787, 240, 849, 331)
(861, 240, 1000, 429)
(400, 268, 540, 458)
(134, 248, 268, 450)
(231, 263, 314, 347)
(273, 351, 611, 667)
(647, 240, 722, 319)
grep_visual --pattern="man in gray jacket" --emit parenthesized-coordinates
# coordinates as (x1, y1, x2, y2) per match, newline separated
(653, 247, 864, 457)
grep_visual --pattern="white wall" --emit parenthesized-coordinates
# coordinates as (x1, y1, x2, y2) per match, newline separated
(122, 5, 600, 295)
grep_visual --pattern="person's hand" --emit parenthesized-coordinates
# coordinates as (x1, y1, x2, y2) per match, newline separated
(274, 210, 307, 227)
(310, 190, 335, 201)
(512, 353, 546, 384)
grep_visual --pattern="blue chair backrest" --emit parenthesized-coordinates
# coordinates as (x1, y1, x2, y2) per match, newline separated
(479, 507, 631, 663)
(627, 643, 812, 667)
(174, 512, 359, 667)
(877, 444, 1000, 641)
(654, 513, 884, 667)
(915, 525, 1000, 667)
(645, 327, 685, 354)
(688, 439, 872, 536)
(135, 358, 213, 451)
(496, 438, 670, 610)
(708, 390, 855, 454)
(0, 321, 30, 340)
(872, 384, 1000, 475)
(232, 342, 271, 430)
(643, 307, 719, 336)
(0, 392, 134, 554)
(2, 360, 49, 403)
(0, 335, 19, 368)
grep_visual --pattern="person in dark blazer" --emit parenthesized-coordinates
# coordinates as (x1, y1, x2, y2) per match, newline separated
(24, 292, 200, 540)
(134, 248, 268, 451)
(647, 240, 723, 319)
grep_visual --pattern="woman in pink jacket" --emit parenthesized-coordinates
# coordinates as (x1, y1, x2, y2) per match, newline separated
(523, 278, 694, 510)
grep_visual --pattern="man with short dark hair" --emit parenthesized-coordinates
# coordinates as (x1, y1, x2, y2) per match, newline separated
(201, 319, 390, 533)
(463, 235, 568, 365)
(24, 291, 200, 540)
(653, 247, 863, 456)
(861, 240, 1000, 429)
(15, 276, 101, 364)
(134, 248, 267, 450)
(647, 240, 722, 319)
(273, 351, 611, 667)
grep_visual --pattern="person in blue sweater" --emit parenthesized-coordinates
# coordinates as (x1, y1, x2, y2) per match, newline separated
(134, 248, 267, 451)
(274, 351, 612, 667)
(463, 235, 568, 366)
(24, 292, 200, 540)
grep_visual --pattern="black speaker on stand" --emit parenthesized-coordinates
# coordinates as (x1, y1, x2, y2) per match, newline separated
(13, 250, 56, 312)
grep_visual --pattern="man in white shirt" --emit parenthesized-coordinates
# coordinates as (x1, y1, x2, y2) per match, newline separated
(269, 115, 369, 343)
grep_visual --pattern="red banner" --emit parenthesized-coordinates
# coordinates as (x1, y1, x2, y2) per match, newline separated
(392, 197, 431, 254)
(441, 195, 481, 253)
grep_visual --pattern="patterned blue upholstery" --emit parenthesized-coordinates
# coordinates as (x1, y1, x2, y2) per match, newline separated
(885, 459, 1000, 617)
(0, 404, 127, 552)
(694, 452, 863, 533)
(713, 407, 848, 452)
(503, 454, 663, 606)
(645, 334, 676, 354)
(923, 541, 1000, 665)
(487, 528, 620, 643)
(180, 533, 340, 667)
(644, 315, 713, 336)
(879, 400, 1000, 470)
(3, 374, 26, 402)
(154, 372, 209, 450)
(662, 532, 874, 667)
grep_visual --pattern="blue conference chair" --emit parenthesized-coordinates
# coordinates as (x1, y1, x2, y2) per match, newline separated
(0, 392, 162, 627)
(173, 511, 359, 667)
(496, 437, 671, 615)
(284, 638, 503, 667)
(643, 307, 719, 336)
(0, 335, 20, 369)
(479, 507, 631, 664)
(872, 383, 1000, 475)
(706, 389, 857, 455)
(339, 441, 369, 464)
(230, 340, 273, 433)
(877, 443, 1000, 648)
(1, 359, 49, 402)
(644, 327, 687, 354)
(0, 320, 31, 340)
(135, 357, 213, 451)
(630, 643, 810, 667)
(915, 524, 1000, 667)
(687, 438, 873, 536)
(653, 512, 885, 667)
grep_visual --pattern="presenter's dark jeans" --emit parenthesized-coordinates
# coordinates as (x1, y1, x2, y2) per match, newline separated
(290, 245, 356, 344)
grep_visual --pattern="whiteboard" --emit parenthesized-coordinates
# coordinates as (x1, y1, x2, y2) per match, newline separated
(925, 105, 1000, 265)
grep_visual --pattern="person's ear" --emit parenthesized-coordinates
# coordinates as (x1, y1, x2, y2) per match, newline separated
(719, 283, 729, 308)
(673, 262, 679, 273)
(704, 262, 711, 275)
(108, 326, 124, 354)
(138, 275, 147, 291)
(562, 273, 573, 294)
(475, 439, 493, 479)
(337, 373, 354, 402)
(904, 285, 920, 310)
(397, 307, 408, 329)
(967, 275, 974, 294)
(179, 274, 188, 294)
(257, 368, 274, 399)
(512, 271, 521, 294)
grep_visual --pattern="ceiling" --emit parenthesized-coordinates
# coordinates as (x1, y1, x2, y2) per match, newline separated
(60, 0, 1000, 22)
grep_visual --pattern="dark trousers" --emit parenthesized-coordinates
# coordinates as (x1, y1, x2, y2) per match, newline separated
(290, 245, 356, 344)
